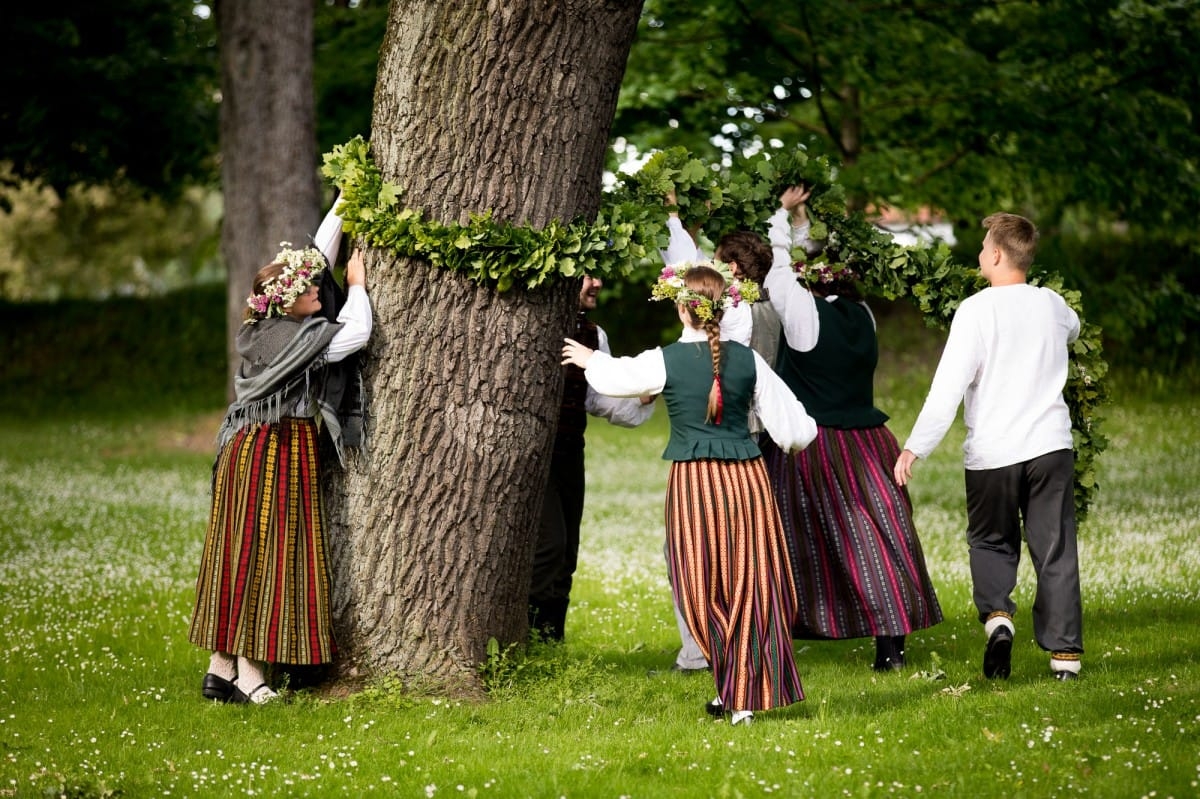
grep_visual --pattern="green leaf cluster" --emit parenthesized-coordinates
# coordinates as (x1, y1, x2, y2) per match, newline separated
(322, 137, 655, 291)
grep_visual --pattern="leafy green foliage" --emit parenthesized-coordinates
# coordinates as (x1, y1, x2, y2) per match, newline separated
(322, 137, 657, 290)
(616, 0, 1200, 239)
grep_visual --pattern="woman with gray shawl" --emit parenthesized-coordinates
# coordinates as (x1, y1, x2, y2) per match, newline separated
(188, 238, 372, 705)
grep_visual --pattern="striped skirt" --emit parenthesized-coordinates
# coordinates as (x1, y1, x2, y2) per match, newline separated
(762, 425, 943, 640)
(666, 458, 804, 713)
(188, 417, 336, 665)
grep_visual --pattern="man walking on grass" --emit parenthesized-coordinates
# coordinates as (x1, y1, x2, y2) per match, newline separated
(894, 212, 1083, 682)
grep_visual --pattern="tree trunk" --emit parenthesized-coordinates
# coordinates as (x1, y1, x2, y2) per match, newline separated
(217, 0, 321, 395)
(328, 0, 644, 693)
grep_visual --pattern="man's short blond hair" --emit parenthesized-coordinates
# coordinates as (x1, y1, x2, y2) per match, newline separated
(983, 213, 1039, 271)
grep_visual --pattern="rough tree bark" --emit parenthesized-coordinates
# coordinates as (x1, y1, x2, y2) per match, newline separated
(217, 0, 322, 393)
(328, 0, 644, 693)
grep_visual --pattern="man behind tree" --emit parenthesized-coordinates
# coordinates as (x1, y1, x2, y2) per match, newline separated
(529, 276, 654, 641)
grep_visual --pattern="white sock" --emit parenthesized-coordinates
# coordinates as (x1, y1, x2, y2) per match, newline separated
(731, 710, 754, 725)
(984, 615, 1014, 639)
(1050, 656, 1082, 675)
(208, 651, 236, 681)
(236, 657, 269, 692)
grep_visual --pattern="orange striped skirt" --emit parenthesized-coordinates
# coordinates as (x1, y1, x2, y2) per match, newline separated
(665, 458, 804, 712)
(188, 417, 336, 665)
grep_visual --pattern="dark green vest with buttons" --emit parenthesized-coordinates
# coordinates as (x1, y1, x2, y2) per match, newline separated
(775, 298, 888, 429)
(660, 339, 762, 462)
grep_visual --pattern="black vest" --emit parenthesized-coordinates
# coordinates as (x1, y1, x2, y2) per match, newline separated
(554, 312, 599, 454)
(775, 298, 888, 429)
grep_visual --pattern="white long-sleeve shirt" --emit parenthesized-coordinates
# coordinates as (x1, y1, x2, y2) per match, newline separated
(314, 197, 344, 268)
(582, 327, 817, 453)
(659, 216, 752, 346)
(903, 283, 1080, 470)
(587, 326, 655, 428)
(312, 196, 372, 362)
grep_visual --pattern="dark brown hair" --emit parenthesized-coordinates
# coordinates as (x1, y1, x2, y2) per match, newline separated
(715, 231, 772, 284)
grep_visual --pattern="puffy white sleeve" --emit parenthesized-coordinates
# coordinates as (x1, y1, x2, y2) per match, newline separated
(326, 285, 373, 363)
(313, 194, 344, 267)
(660, 215, 704, 266)
(1062, 296, 1081, 344)
(583, 348, 667, 398)
(764, 208, 820, 352)
(585, 327, 655, 427)
(720, 300, 753, 345)
(751, 351, 818, 452)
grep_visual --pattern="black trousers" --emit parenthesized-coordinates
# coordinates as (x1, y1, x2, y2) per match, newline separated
(965, 449, 1083, 655)
(528, 447, 585, 639)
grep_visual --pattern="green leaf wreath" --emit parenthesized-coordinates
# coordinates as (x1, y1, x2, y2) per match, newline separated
(321, 136, 1107, 519)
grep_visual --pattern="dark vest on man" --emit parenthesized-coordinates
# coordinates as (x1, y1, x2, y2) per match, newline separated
(554, 312, 599, 455)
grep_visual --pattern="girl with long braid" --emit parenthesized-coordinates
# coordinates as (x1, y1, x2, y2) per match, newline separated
(562, 264, 817, 726)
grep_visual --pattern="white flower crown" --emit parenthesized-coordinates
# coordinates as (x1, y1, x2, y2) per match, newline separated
(244, 242, 327, 324)
(650, 260, 761, 323)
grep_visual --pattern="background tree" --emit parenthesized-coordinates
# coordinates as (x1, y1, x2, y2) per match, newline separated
(216, 0, 323, 389)
(0, 0, 218, 198)
(609, 0, 1200, 366)
(326, 0, 644, 692)
(615, 0, 1200, 234)
(0, 1, 221, 301)
(314, 0, 388, 157)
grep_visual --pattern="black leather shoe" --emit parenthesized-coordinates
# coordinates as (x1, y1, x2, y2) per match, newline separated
(872, 635, 906, 671)
(202, 673, 236, 703)
(983, 626, 1013, 679)
(705, 699, 724, 718)
(1053, 670, 1078, 681)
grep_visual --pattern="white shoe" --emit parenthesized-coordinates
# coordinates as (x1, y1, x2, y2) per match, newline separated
(232, 682, 279, 705)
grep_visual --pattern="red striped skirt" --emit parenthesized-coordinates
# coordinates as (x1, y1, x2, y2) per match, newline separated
(763, 425, 943, 640)
(188, 417, 336, 665)
(665, 458, 804, 712)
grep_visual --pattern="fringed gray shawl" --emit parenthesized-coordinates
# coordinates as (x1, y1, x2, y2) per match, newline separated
(216, 315, 360, 466)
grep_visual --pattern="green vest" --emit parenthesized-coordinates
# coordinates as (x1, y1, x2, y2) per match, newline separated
(660, 340, 762, 461)
(775, 298, 889, 429)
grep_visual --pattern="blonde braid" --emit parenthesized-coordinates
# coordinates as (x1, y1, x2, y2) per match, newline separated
(703, 319, 723, 424)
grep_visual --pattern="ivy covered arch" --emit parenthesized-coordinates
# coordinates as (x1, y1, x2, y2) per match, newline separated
(324, 138, 1107, 518)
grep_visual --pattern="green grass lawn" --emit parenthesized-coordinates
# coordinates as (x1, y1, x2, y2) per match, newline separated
(1, 299, 1198, 798)
(1, 391, 1197, 798)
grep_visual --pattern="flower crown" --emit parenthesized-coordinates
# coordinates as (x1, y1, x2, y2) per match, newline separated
(650, 260, 761, 323)
(792, 249, 856, 286)
(244, 242, 327, 324)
